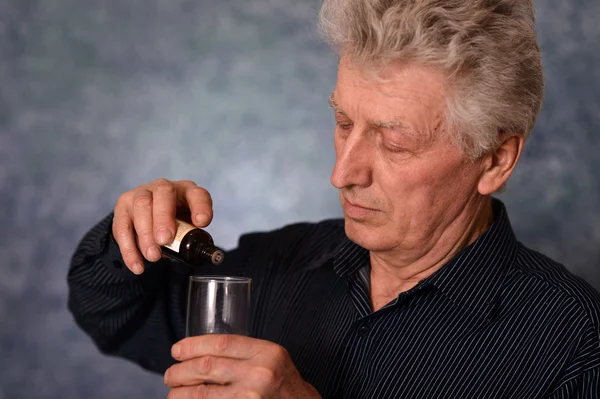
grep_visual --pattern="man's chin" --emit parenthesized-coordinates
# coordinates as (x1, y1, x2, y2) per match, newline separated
(344, 224, 397, 253)
(343, 216, 379, 248)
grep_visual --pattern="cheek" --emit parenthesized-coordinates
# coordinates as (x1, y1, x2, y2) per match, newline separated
(378, 156, 476, 215)
(377, 162, 434, 201)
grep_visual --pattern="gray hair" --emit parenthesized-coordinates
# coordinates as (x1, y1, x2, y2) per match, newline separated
(318, 0, 544, 159)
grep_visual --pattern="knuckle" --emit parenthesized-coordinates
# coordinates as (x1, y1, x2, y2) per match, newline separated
(193, 356, 213, 375)
(132, 192, 152, 209)
(120, 247, 139, 259)
(271, 345, 290, 364)
(243, 392, 261, 399)
(113, 221, 133, 239)
(116, 190, 133, 205)
(193, 384, 208, 399)
(178, 179, 195, 186)
(189, 186, 210, 199)
(153, 177, 171, 186)
(136, 228, 154, 242)
(214, 335, 232, 353)
(154, 183, 176, 196)
(252, 366, 277, 386)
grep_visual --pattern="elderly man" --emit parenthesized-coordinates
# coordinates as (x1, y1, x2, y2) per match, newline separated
(68, 0, 600, 398)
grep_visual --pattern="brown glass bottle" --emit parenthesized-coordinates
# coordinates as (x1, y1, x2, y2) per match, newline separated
(161, 219, 225, 266)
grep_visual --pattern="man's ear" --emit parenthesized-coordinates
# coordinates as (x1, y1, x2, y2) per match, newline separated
(478, 133, 525, 195)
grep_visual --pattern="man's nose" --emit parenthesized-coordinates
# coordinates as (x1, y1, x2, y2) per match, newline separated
(330, 131, 373, 189)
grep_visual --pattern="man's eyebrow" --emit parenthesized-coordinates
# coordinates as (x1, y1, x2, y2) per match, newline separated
(329, 93, 409, 130)
(369, 119, 410, 130)
(328, 94, 347, 116)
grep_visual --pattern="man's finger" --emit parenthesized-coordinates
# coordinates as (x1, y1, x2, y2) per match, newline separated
(167, 383, 232, 399)
(176, 181, 213, 227)
(151, 181, 178, 245)
(131, 190, 161, 262)
(173, 335, 261, 362)
(112, 205, 145, 274)
(164, 356, 240, 388)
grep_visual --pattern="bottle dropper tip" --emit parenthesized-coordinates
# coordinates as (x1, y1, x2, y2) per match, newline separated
(211, 250, 225, 265)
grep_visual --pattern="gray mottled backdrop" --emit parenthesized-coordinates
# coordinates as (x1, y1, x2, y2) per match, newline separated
(0, 0, 598, 398)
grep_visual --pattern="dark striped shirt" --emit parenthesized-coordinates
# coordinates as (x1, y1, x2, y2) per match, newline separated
(68, 199, 600, 398)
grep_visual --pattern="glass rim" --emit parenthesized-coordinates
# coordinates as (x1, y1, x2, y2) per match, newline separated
(189, 275, 252, 284)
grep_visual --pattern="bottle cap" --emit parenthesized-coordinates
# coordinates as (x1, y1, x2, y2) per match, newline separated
(210, 249, 225, 265)
(194, 243, 225, 266)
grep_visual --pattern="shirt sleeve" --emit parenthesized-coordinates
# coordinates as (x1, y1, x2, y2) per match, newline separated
(67, 212, 337, 375)
(547, 319, 600, 398)
(66, 212, 253, 374)
(547, 367, 599, 398)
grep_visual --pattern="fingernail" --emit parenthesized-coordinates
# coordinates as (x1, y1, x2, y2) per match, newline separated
(132, 262, 144, 275)
(156, 228, 172, 245)
(195, 213, 209, 225)
(147, 246, 161, 260)
(171, 344, 181, 358)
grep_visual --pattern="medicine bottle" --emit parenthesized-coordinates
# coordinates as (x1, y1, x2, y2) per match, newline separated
(162, 219, 224, 266)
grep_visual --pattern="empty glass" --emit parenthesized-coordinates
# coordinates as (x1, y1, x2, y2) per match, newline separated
(186, 276, 252, 337)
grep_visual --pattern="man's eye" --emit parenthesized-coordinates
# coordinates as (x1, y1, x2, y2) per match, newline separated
(385, 145, 408, 153)
(336, 122, 353, 130)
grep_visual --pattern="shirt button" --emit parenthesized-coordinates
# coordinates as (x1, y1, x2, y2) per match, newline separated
(358, 325, 371, 337)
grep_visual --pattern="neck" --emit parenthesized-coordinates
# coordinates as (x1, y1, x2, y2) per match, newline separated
(369, 196, 494, 311)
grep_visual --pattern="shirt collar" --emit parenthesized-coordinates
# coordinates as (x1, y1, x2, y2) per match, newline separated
(330, 198, 518, 319)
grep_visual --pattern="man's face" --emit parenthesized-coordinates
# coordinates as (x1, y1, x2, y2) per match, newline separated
(330, 58, 486, 254)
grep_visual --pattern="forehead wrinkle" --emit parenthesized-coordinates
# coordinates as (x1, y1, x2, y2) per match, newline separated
(331, 92, 408, 127)
(330, 91, 441, 144)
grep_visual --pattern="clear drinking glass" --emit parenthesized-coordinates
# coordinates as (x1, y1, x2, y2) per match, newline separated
(185, 276, 252, 337)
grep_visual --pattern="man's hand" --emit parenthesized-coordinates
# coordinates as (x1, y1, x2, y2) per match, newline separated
(164, 335, 322, 399)
(112, 178, 214, 274)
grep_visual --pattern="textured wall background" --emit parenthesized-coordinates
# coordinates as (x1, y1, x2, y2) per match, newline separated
(0, 0, 598, 398)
